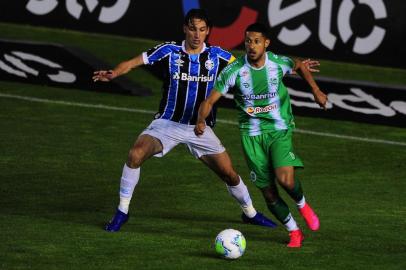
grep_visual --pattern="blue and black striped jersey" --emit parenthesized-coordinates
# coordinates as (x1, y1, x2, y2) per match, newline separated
(142, 41, 234, 127)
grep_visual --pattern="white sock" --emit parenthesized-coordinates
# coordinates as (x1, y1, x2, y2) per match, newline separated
(284, 213, 299, 231)
(296, 196, 306, 209)
(226, 176, 257, 218)
(118, 163, 140, 214)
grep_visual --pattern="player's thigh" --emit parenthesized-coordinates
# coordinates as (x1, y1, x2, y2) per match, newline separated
(128, 134, 163, 166)
(240, 135, 273, 189)
(140, 119, 183, 157)
(187, 126, 225, 158)
(269, 130, 303, 169)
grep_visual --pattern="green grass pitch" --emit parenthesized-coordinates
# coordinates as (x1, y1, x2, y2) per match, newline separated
(0, 23, 405, 270)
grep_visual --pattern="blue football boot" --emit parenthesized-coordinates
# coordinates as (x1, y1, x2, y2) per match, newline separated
(241, 212, 278, 228)
(105, 208, 129, 232)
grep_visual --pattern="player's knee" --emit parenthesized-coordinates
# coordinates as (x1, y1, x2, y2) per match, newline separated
(225, 173, 240, 186)
(222, 169, 239, 186)
(261, 187, 279, 204)
(279, 177, 295, 190)
(127, 148, 144, 168)
(276, 171, 294, 189)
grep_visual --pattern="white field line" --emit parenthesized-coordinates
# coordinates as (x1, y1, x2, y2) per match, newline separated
(1, 92, 405, 147)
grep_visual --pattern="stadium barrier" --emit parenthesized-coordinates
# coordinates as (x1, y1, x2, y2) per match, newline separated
(218, 76, 406, 128)
(0, 39, 404, 127)
(0, 39, 151, 96)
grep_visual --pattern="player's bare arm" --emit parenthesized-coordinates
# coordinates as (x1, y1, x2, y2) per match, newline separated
(293, 58, 328, 110)
(194, 90, 223, 136)
(93, 54, 144, 82)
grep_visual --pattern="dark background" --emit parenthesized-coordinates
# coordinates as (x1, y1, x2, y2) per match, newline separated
(0, 0, 405, 68)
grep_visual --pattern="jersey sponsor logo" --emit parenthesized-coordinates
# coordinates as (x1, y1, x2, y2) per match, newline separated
(174, 58, 184, 67)
(246, 104, 278, 114)
(205, 59, 214, 70)
(281, 56, 291, 63)
(241, 70, 249, 77)
(172, 72, 214, 82)
(243, 92, 277, 100)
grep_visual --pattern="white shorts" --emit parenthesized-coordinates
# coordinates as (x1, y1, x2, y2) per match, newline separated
(140, 119, 225, 158)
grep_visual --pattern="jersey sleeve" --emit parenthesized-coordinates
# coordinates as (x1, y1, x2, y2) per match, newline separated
(214, 65, 236, 95)
(268, 52, 295, 75)
(279, 55, 295, 75)
(211, 46, 235, 65)
(142, 42, 176, 65)
(228, 55, 236, 64)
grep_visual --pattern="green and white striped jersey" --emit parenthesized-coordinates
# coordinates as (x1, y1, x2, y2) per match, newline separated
(214, 51, 296, 136)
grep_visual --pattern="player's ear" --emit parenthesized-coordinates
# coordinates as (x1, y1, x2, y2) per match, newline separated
(265, 38, 270, 48)
(183, 25, 187, 34)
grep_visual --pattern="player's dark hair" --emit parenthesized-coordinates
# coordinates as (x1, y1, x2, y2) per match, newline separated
(245, 23, 270, 39)
(184, 9, 212, 28)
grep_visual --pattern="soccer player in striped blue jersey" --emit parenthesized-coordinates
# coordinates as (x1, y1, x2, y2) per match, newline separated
(93, 9, 278, 232)
(143, 41, 232, 127)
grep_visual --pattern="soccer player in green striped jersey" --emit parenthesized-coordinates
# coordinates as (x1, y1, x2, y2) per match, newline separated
(195, 23, 328, 248)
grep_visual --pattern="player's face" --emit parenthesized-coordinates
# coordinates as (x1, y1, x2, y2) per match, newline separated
(183, 19, 210, 51)
(245, 32, 270, 63)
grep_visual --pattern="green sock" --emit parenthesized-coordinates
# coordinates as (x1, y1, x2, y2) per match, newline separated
(283, 179, 304, 202)
(267, 198, 291, 224)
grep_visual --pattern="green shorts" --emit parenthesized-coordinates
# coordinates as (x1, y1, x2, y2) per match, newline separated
(241, 129, 303, 189)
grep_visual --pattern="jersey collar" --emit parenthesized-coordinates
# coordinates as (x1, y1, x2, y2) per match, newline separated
(182, 40, 207, 54)
(245, 52, 269, 70)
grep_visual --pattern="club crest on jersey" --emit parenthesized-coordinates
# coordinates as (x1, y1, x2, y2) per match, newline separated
(205, 59, 214, 71)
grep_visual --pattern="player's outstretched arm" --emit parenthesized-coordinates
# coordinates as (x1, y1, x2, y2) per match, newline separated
(294, 58, 328, 110)
(194, 90, 223, 136)
(93, 54, 144, 82)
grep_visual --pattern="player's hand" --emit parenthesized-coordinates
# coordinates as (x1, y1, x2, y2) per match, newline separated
(194, 120, 206, 136)
(291, 59, 320, 75)
(313, 88, 328, 110)
(92, 70, 116, 82)
(303, 58, 320, 73)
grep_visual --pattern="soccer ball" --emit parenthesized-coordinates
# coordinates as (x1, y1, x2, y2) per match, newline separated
(214, 229, 246, 259)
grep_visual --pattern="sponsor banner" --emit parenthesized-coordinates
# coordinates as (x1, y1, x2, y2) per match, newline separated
(0, 1, 181, 42)
(0, 39, 151, 96)
(200, 0, 406, 69)
(218, 76, 406, 128)
(0, 1, 405, 68)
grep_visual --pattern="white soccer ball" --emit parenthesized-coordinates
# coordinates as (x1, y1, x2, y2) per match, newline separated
(214, 229, 246, 259)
